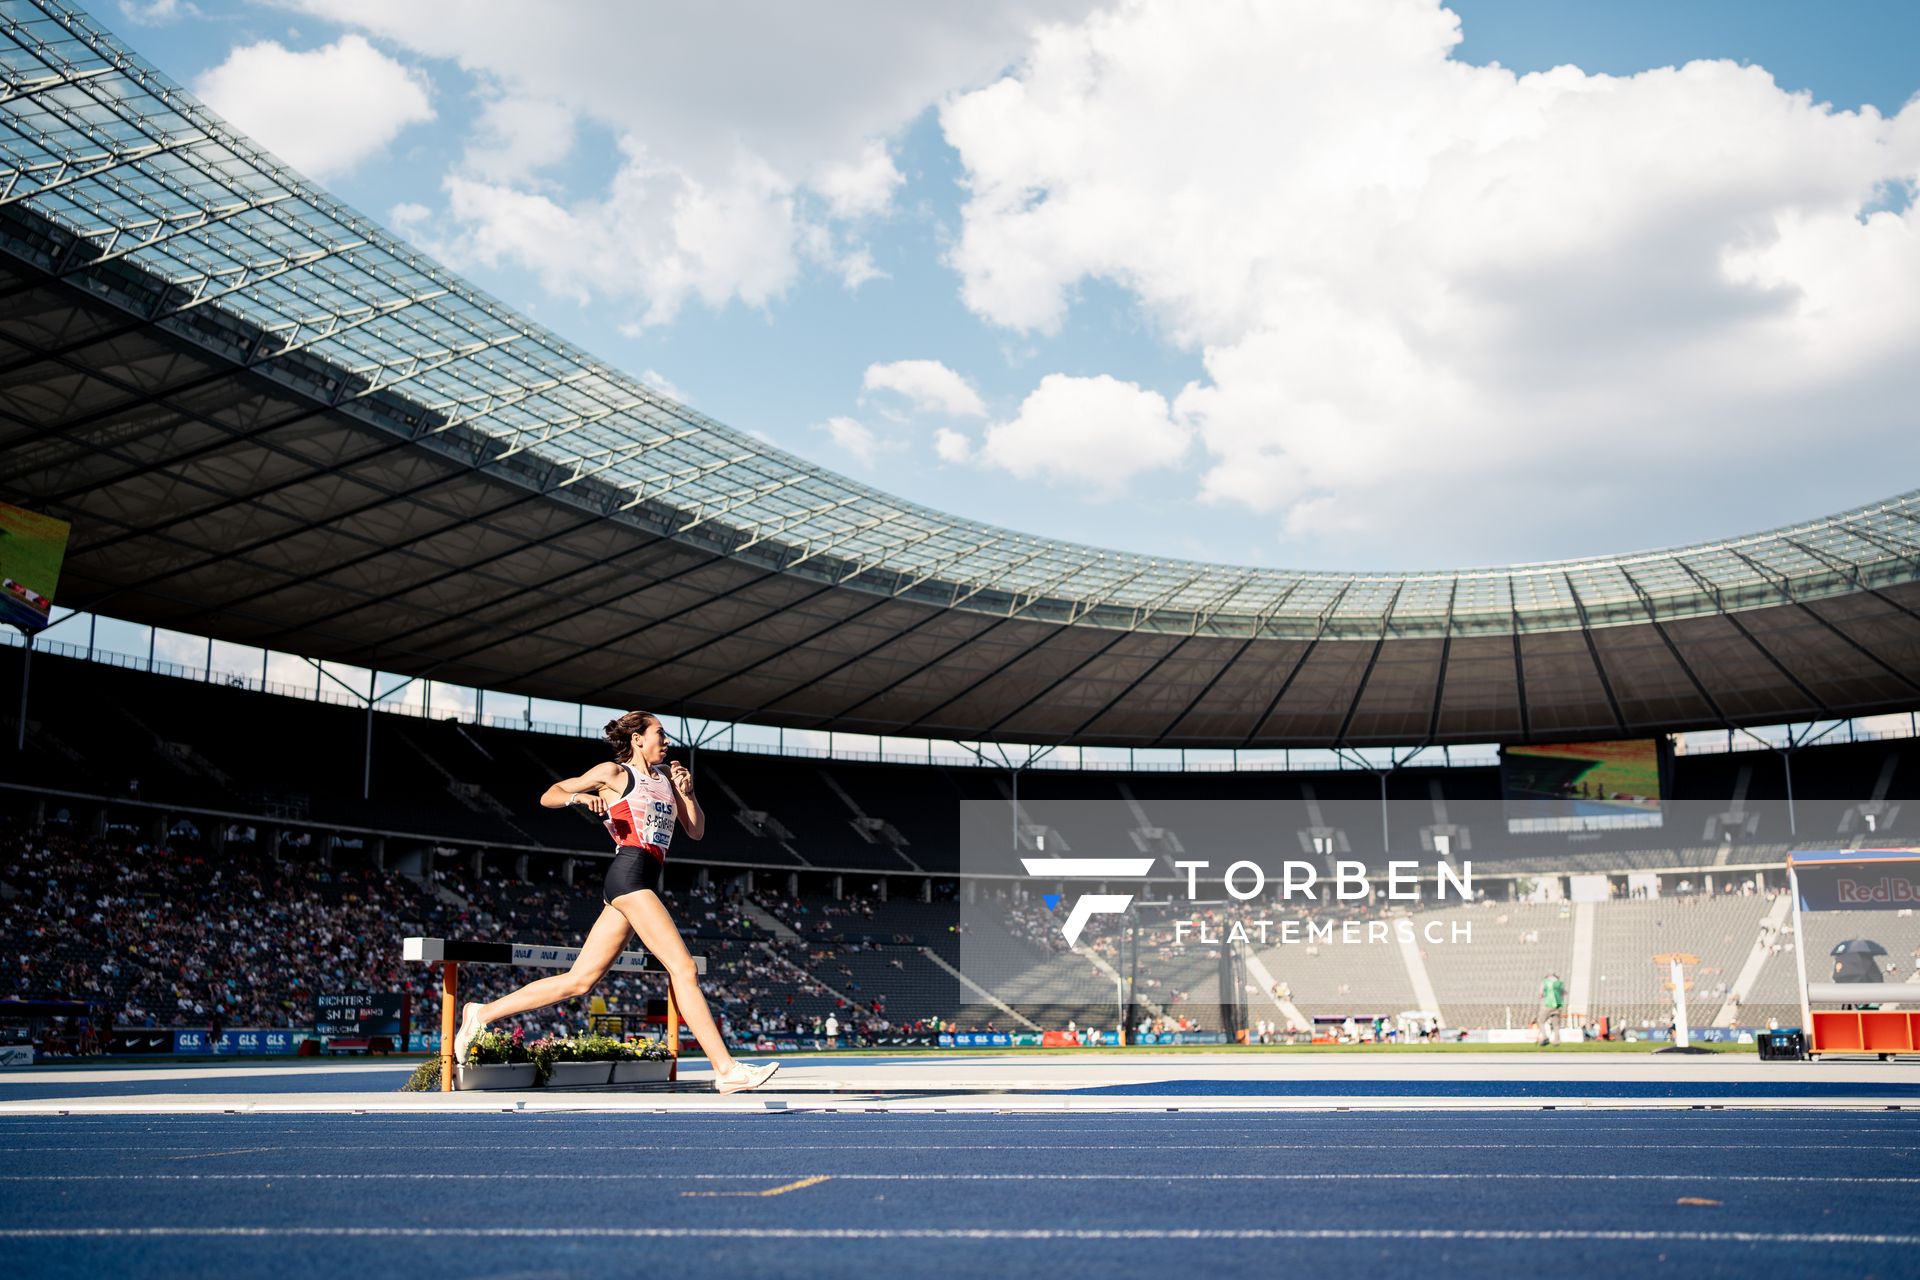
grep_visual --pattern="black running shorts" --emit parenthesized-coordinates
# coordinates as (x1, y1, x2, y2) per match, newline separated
(602, 847, 665, 903)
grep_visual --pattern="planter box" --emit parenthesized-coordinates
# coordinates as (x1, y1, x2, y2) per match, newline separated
(611, 1058, 673, 1085)
(456, 1063, 537, 1091)
(546, 1061, 613, 1087)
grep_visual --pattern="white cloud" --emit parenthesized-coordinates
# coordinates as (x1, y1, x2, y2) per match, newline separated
(836, 247, 885, 290)
(462, 94, 576, 184)
(798, 224, 890, 293)
(277, 1, 1099, 321)
(639, 369, 688, 403)
(980, 374, 1188, 493)
(429, 144, 804, 325)
(388, 200, 432, 229)
(119, 0, 199, 25)
(942, 0, 1920, 560)
(813, 141, 905, 220)
(386, 201, 440, 253)
(863, 359, 989, 418)
(819, 415, 881, 467)
(436, 152, 799, 320)
(151, 628, 210, 672)
(194, 34, 434, 179)
(934, 427, 976, 463)
(265, 650, 323, 694)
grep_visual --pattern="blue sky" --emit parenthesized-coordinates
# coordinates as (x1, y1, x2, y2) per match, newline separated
(1450, 0, 1920, 114)
(111, 0, 1920, 572)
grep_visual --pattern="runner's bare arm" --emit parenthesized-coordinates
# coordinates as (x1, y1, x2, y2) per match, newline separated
(541, 761, 624, 813)
(668, 760, 705, 840)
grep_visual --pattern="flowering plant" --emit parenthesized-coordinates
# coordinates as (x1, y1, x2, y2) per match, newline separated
(540, 1032, 637, 1062)
(464, 1025, 531, 1066)
(530, 1032, 674, 1064)
(627, 1035, 674, 1061)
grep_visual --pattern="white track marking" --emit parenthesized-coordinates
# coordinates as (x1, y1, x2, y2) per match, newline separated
(1, 1171, 1915, 1184)
(0, 1143, 1871, 1153)
(0, 1141, 1910, 1152)
(0, 1120, 1785, 1130)
(0, 1227, 1916, 1245)
(5, 1102, 1915, 1117)
(2, 1116, 1912, 1128)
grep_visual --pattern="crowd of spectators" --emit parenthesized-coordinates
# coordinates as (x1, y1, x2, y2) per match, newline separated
(24, 819, 1799, 1049)
(12, 814, 1845, 1051)
(0, 822, 1017, 1049)
(1, 823, 443, 1030)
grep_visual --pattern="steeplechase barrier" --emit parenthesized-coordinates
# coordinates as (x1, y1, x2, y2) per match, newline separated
(402, 936, 707, 1090)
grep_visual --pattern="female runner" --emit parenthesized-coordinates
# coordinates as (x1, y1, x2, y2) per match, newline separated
(452, 710, 778, 1093)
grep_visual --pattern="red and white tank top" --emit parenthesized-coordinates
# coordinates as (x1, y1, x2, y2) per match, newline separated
(603, 762, 676, 858)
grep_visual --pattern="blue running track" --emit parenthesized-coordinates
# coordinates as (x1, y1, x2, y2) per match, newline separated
(1, 1110, 1916, 1278)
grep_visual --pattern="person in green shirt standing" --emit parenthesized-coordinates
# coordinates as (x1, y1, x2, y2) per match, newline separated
(1539, 972, 1566, 1046)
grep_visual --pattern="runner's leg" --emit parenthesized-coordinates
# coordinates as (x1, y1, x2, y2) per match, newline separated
(473, 903, 629, 1025)
(610, 888, 738, 1075)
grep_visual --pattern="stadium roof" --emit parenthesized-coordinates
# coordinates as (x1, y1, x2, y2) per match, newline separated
(4, 0, 1919, 748)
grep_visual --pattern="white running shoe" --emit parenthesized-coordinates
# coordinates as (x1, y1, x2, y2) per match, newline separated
(452, 1002, 485, 1065)
(713, 1060, 780, 1094)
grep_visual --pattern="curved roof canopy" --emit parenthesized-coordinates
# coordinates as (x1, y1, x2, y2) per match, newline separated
(3, 1, 1920, 747)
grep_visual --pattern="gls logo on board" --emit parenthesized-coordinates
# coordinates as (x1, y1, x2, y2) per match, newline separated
(1022, 856, 1155, 946)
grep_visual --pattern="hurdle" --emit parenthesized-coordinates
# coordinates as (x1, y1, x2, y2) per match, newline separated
(403, 936, 707, 1091)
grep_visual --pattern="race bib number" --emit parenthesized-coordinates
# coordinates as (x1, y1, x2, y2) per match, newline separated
(642, 784, 676, 851)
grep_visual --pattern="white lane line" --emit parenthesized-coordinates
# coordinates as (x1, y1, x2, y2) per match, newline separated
(3, 1121, 1912, 1130)
(2, 1172, 1915, 1184)
(0, 1141, 1907, 1152)
(3, 1120, 1904, 1143)
(7, 1118, 1915, 1129)
(6, 1110, 1911, 1122)
(3, 1113, 1904, 1120)
(0, 1227, 1916, 1245)
(0, 1074, 412, 1087)
(4, 1122, 1915, 1129)
(4, 1102, 1912, 1119)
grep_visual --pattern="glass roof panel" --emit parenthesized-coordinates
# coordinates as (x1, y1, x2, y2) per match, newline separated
(2, 0, 1917, 636)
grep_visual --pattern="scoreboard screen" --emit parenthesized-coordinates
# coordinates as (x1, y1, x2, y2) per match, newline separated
(1502, 738, 1663, 833)
(0, 501, 69, 636)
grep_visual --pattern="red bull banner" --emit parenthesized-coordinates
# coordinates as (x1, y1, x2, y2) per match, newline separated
(1792, 851, 1920, 912)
